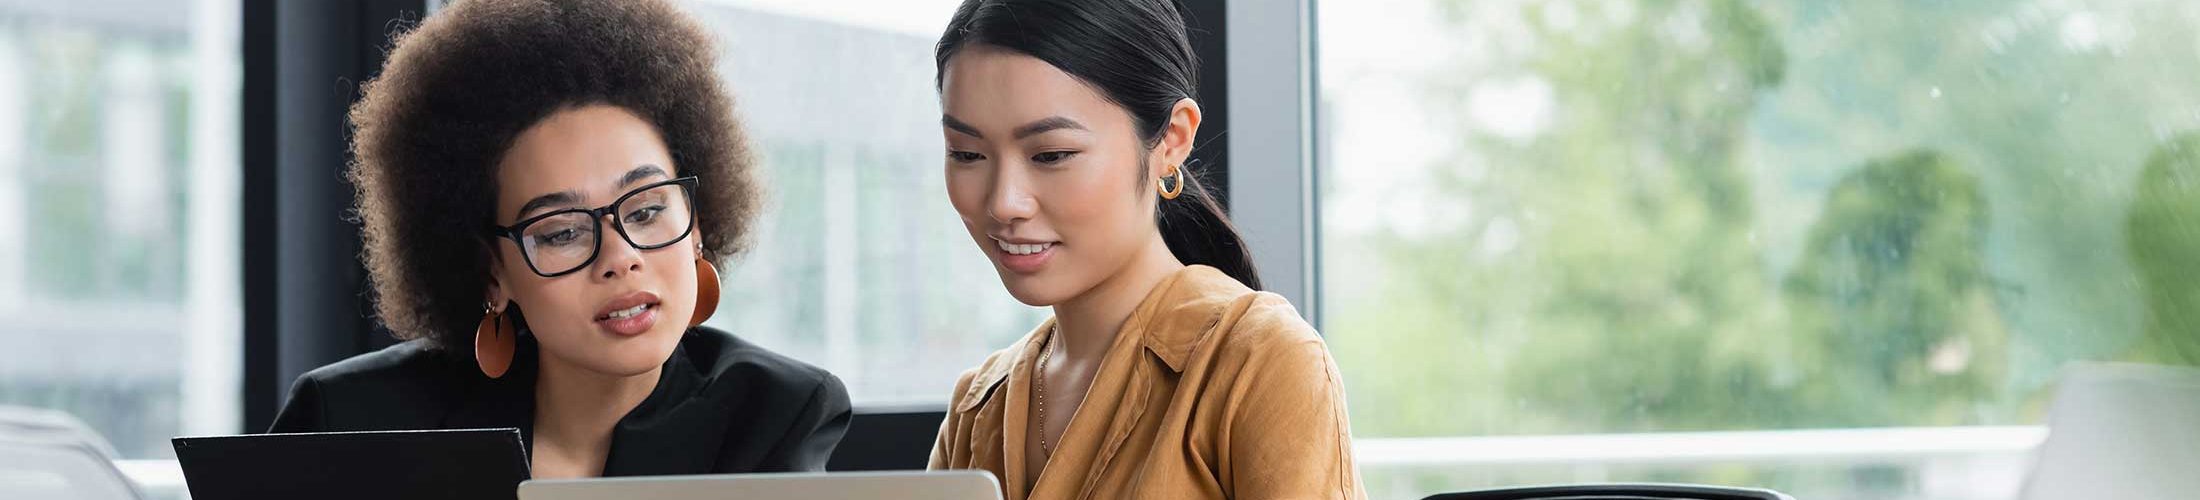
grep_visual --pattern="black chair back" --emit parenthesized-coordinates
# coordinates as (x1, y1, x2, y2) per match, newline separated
(1423, 483, 1795, 500)
(826, 406, 946, 471)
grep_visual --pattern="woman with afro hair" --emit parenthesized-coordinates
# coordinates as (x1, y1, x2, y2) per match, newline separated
(268, 0, 850, 478)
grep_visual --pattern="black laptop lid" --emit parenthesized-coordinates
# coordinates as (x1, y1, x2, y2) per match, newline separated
(172, 428, 529, 500)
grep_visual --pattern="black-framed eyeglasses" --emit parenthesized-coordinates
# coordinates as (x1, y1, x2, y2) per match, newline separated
(488, 176, 700, 277)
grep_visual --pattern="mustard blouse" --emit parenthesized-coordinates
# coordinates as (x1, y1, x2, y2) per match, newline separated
(929, 265, 1367, 500)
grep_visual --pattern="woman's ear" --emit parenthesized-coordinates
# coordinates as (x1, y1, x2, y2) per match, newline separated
(1152, 98, 1204, 176)
(484, 274, 509, 312)
(482, 241, 511, 311)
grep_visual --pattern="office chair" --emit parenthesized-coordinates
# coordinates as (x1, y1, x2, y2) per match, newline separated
(1424, 483, 1795, 500)
(0, 406, 145, 500)
(826, 405, 945, 471)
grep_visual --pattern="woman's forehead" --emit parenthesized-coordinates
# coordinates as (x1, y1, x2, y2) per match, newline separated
(497, 105, 676, 212)
(940, 48, 1123, 134)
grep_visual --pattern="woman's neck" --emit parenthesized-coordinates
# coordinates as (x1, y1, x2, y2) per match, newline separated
(530, 350, 661, 477)
(1052, 236, 1185, 362)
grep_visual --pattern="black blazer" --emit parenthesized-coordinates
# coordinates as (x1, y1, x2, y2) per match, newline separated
(268, 326, 850, 475)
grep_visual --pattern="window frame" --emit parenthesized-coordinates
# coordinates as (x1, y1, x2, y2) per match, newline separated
(1224, 0, 1322, 325)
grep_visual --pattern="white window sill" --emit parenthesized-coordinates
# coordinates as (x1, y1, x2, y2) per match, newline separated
(115, 425, 2046, 498)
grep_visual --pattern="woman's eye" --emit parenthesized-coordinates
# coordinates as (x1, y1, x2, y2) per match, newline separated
(947, 150, 986, 163)
(1031, 151, 1077, 164)
(625, 205, 664, 225)
(539, 227, 587, 246)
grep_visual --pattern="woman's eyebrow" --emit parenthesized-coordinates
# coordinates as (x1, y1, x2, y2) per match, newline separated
(1012, 116, 1086, 139)
(943, 114, 984, 138)
(940, 115, 1090, 140)
(618, 164, 669, 187)
(517, 190, 580, 220)
(515, 164, 668, 220)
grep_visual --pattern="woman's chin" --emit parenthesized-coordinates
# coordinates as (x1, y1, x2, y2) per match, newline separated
(574, 350, 673, 378)
(1000, 275, 1076, 308)
(542, 331, 682, 378)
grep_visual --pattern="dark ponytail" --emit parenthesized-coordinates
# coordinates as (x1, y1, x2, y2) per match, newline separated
(935, 0, 1264, 290)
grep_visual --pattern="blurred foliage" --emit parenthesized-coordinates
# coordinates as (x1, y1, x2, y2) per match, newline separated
(1326, 2, 2200, 496)
(2126, 133, 2200, 367)
(1325, 0, 2200, 446)
(1783, 150, 2006, 427)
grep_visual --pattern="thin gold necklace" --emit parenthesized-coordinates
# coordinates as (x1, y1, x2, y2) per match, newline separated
(1036, 325, 1059, 456)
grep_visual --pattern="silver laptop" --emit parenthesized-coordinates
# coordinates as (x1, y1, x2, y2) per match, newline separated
(518, 470, 1002, 500)
(2019, 362, 2200, 500)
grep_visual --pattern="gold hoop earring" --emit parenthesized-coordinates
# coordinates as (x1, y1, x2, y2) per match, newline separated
(1157, 164, 1185, 200)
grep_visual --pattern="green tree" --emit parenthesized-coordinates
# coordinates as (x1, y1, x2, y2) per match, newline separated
(1783, 150, 2006, 427)
(1322, 0, 2200, 496)
(2124, 133, 2200, 366)
(1328, 0, 1799, 436)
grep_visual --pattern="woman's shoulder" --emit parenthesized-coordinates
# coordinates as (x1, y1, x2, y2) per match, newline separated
(1200, 292, 1349, 416)
(681, 326, 843, 397)
(1223, 292, 1324, 346)
(1159, 266, 1327, 359)
(271, 339, 474, 433)
(1199, 290, 1335, 375)
(1152, 263, 1320, 350)
(293, 339, 471, 395)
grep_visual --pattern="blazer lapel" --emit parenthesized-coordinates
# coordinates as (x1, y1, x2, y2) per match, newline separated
(602, 341, 723, 476)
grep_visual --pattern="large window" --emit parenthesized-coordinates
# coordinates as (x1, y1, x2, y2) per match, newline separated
(0, 0, 240, 461)
(1317, 0, 2200, 498)
(688, 0, 1047, 405)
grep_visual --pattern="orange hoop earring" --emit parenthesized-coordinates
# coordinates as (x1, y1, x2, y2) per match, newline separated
(692, 257, 720, 326)
(474, 303, 515, 379)
(1157, 164, 1185, 200)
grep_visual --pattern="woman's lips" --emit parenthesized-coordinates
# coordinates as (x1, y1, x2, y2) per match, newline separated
(994, 238, 1058, 274)
(595, 291, 661, 336)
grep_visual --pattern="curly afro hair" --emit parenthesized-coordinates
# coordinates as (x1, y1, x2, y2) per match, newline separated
(348, 0, 758, 350)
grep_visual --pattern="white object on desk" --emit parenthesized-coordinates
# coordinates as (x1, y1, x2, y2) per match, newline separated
(0, 406, 144, 500)
(2021, 362, 2200, 500)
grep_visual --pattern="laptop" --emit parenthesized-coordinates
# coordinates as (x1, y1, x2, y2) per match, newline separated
(519, 470, 1002, 500)
(172, 428, 529, 500)
(2019, 362, 2200, 500)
